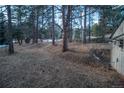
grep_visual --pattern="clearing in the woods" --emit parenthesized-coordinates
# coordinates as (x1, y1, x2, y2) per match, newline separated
(0, 43, 123, 88)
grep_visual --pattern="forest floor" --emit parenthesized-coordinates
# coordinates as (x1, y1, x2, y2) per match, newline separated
(0, 42, 123, 88)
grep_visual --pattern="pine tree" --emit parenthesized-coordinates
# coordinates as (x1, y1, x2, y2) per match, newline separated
(0, 12, 5, 45)
(7, 5, 14, 54)
(52, 5, 55, 45)
(62, 5, 71, 52)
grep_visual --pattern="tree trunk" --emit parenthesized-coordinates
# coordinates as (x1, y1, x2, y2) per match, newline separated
(40, 15, 44, 42)
(62, 6, 68, 52)
(62, 5, 71, 52)
(80, 12, 83, 42)
(70, 16, 73, 42)
(102, 11, 106, 42)
(52, 5, 55, 45)
(68, 6, 72, 42)
(17, 6, 23, 45)
(7, 5, 14, 54)
(88, 7, 91, 42)
(32, 7, 36, 44)
(83, 6, 87, 43)
(36, 8, 39, 43)
(100, 7, 106, 42)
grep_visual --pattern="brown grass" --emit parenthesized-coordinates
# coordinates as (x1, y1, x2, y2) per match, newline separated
(0, 43, 122, 88)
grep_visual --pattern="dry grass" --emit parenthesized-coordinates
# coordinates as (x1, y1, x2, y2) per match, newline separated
(46, 43, 111, 67)
(0, 43, 122, 88)
(46, 43, 122, 87)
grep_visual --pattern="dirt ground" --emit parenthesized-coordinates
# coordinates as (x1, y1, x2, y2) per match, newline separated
(0, 42, 123, 88)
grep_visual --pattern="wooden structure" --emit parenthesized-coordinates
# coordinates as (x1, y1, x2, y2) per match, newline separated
(111, 20, 124, 75)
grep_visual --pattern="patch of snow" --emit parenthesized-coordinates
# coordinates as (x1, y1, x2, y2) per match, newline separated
(0, 45, 9, 48)
(42, 39, 62, 43)
(13, 40, 18, 43)
(43, 39, 52, 43)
